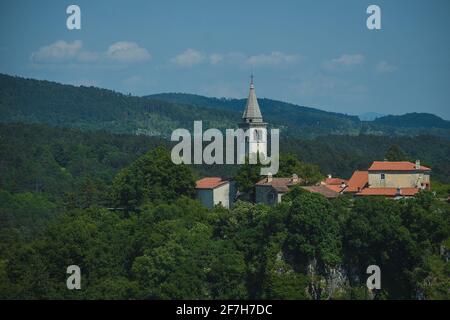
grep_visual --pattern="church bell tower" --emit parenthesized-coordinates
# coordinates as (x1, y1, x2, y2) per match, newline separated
(239, 75, 267, 159)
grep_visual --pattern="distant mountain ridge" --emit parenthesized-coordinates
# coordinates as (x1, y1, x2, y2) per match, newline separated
(146, 92, 362, 137)
(373, 113, 450, 128)
(358, 112, 386, 121)
(1, 73, 449, 139)
(146, 92, 450, 138)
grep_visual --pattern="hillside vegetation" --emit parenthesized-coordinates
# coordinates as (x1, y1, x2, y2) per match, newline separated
(2, 73, 449, 139)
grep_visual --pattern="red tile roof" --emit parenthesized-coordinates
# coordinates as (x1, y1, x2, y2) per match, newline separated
(324, 185, 345, 193)
(302, 185, 341, 198)
(368, 161, 431, 171)
(344, 171, 369, 193)
(255, 176, 302, 193)
(195, 177, 228, 189)
(356, 187, 420, 197)
(324, 177, 348, 185)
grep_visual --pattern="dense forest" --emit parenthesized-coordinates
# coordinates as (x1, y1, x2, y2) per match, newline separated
(2, 123, 449, 197)
(0, 123, 449, 299)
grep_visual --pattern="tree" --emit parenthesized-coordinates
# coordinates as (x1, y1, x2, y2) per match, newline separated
(412, 254, 450, 300)
(277, 154, 322, 185)
(385, 144, 407, 161)
(234, 161, 262, 199)
(342, 197, 417, 298)
(111, 147, 195, 212)
(284, 188, 342, 268)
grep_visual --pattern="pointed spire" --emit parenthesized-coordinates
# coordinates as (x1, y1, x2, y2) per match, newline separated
(242, 75, 263, 122)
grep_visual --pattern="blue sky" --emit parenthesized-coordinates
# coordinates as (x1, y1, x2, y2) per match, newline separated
(1, 0, 449, 119)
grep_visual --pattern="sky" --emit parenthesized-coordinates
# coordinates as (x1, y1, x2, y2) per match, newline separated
(0, 0, 449, 119)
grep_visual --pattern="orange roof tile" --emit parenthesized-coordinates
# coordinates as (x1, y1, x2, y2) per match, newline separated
(324, 178, 348, 185)
(195, 177, 228, 189)
(356, 187, 420, 197)
(368, 161, 431, 171)
(302, 185, 341, 198)
(344, 171, 368, 193)
(324, 185, 345, 193)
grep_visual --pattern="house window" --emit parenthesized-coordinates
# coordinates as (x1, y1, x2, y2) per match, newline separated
(381, 173, 385, 180)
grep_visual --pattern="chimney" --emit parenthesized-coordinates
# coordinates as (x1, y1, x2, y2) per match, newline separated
(292, 174, 299, 183)
(340, 182, 347, 188)
(396, 187, 402, 196)
(267, 173, 273, 183)
(415, 160, 420, 170)
(327, 174, 332, 179)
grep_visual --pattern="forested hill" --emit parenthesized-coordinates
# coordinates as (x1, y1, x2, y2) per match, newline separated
(146, 93, 450, 138)
(2, 73, 449, 139)
(147, 93, 362, 137)
(0, 74, 238, 137)
(373, 113, 450, 128)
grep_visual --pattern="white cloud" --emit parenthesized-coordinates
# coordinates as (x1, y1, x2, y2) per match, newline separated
(209, 53, 224, 65)
(375, 61, 398, 73)
(323, 54, 365, 70)
(207, 52, 245, 66)
(106, 41, 151, 63)
(246, 51, 301, 66)
(171, 49, 205, 67)
(31, 40, 151, 65)
(170, 49, 301, 68)
(31, 40, 83, 62)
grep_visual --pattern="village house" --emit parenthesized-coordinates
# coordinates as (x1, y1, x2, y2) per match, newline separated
(321, 160, 431, 199)
(367, 160, 431, 189)
(255, 173, 301, 205)
(195, 177, 236, 209)
(356, 160, 431, 198)
(320, 175, 348, 193)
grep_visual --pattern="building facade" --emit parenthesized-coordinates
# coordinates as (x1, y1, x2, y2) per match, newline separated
(255, 174, 301, 205)
(367, 160, 431, 189)
(195, 177, 236, 209)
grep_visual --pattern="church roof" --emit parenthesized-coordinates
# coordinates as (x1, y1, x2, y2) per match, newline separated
(242, 76, 263, 122)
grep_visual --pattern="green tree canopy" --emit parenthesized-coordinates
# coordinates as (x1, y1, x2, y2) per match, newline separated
(284, 187, 342, 268)
(385, 144, 408, 161)
(111, 147, 195, 212)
